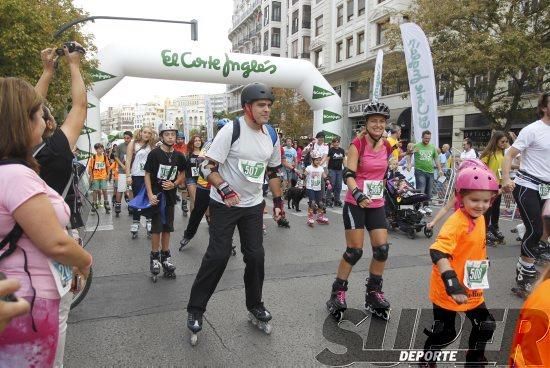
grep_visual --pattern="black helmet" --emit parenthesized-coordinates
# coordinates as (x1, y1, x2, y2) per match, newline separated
(315, 131, 325, 139)
(241, 82, 275, 107)
(363, 101, 390, 119)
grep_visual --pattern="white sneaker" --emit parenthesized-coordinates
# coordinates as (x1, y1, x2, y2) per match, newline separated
(424, 207, 432, 215)
(418, 207, 426, 215)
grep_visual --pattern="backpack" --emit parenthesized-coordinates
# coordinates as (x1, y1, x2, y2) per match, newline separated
(231, 118, 278, 147)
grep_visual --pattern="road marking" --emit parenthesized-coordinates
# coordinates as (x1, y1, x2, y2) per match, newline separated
(85, 207, 114, 232)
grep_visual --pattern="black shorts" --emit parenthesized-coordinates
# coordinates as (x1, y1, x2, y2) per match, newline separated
(150, 205, 175, 233)
(342, 203, 388, 231)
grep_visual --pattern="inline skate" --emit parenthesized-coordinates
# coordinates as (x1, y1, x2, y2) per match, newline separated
(179, 236, 191, 251)
(104, 201, 111, 214)
(187, 311, 203, 346)
(365, 276, 391, 320)
(326, 278, 348, 321)
(130, 222, 139, 239)
(511, 261, 539, 299)
(114, 202, 121, 217)
(161, 250, 176, 279)
(247, 304, 273, 334)
(150, 251, 161, 283)
(316, 213, 329, 225)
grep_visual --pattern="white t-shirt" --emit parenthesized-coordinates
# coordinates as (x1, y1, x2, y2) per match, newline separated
(313, 143, 329, 168)
(207, 117, 281, 207)
(305, 165, 324, 191)
(512, 120, 550, 190)
(460, 149, 477, 160)
(131, 143, 152, 177)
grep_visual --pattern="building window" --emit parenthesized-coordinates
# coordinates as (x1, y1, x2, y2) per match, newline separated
(377, 20, 388, 45)
(347, 0, 354, 21)
(349, 80, 370, 102)
(291, 40, 298, 58)
(346, 37, 353, 58)
(315, 15, 323, 36)
(357, 32, 365, 54)
(314, 49, 324, 68)
(292, 10, 299, 34)
(302, 36, 310, 58)
(302, 5, 311, 29)
(358, 0, 365, 15)
(337, 5, 344, 27)
(271, 27, 281, 47)
(263, 31, 269, 51)
(336, 41, 343, 62)
(272, 1, 281, 21)
(264, 5, 270, 26)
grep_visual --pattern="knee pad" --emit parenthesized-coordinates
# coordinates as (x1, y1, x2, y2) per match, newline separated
(343, 247, 363, 266)
(372, 243, 390, 262)
(472, 314, 496, 342)
(424, 320, 457, 346)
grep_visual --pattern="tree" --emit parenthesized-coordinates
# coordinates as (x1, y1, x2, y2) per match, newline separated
(270, 88, 313, 139)
(0, 0, 97, 118)
(376, 0, 550, 131)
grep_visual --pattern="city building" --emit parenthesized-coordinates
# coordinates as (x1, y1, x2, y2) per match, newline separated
(227, 0, 542, 149)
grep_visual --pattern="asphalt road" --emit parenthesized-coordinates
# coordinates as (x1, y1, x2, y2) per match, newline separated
(64, 197, 526, 368)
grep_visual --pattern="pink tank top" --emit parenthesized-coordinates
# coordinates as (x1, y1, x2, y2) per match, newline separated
(344, 137, 389, 208)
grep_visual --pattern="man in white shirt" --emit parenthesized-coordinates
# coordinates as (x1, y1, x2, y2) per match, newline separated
(502, 92, 550, 297)
(459, 138, 477, 161)
(186, 83, 285, 340)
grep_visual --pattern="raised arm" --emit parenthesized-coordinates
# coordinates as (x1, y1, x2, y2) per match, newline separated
(34, 48, 57, 98)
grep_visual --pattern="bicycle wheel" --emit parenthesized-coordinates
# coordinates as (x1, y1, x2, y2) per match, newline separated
(71, 267, 93, 310)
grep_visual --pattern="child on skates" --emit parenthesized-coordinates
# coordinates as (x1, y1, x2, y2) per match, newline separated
(421, 165, 499, 366)
(144, 122, 186, 282)
(88, 143, 111, 213)
(304, 151, 330, 226)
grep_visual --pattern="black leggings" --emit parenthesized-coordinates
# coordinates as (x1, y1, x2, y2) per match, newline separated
(513, 184, 547, 258)
(183, 186, 210, 240)
(484, 193, 502, 229)
(423, 303, 495, 363)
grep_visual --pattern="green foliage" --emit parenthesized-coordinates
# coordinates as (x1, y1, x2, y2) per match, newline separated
(0, 0, 97, 117)
(270, 88, 313, 140)
(376, 0, 550, 131)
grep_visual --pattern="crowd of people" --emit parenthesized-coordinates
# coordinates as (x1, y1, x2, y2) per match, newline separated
(0, 43, 549, 366)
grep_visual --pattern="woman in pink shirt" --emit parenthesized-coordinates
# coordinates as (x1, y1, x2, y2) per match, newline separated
(0, 77, 92, 367)
(326, 102, 393, 322)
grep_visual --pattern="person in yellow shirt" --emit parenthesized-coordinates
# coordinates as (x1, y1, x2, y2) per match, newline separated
(479, 131, 507, 244)
(386, 124, 404, 162)
(509, 265, 550, 368)
(88, 143, 111, 213)
(421, 165, 499, 366)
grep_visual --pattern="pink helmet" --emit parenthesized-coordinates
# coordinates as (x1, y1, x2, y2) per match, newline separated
(458, 158, 488, 172)
(455, 166, 499, 194)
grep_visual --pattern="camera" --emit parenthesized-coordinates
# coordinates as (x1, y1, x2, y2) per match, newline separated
(55, 42, 86, 56)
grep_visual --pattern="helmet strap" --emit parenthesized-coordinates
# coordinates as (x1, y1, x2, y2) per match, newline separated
(244, 104, 262, 127)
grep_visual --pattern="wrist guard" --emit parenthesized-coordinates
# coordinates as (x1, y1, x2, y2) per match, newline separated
(441, 270, 467, 296)
(217, 181, 237, 201)
(352, 187, 369, 204)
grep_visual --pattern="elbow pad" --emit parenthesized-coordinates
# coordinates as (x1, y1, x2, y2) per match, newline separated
(430, 249, 449, 265)
(199, 159, 218, 180)
(267, 165, 282, 180)
(343, 168, 356, 184)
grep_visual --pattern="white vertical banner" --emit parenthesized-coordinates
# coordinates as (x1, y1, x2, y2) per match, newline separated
(183, 106, 190, 144)
(205, 96, 214, 141)
(372, 49, 384, 102)
(400, 23, 439, 147)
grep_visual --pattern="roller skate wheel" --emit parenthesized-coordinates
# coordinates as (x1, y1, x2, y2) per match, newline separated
(261, 322, 273, 334)
(190, 333, 198, 346)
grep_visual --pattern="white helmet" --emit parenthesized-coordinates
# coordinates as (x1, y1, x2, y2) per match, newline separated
(158, 121, 178, 135)
(311, 151, 322, 160)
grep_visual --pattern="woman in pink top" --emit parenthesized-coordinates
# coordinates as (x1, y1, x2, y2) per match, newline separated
(0, 77, 93, 367)
(326, 101, 393, 322)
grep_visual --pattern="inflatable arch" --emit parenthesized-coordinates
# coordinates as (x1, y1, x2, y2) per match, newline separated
(79, 44, 343, 156)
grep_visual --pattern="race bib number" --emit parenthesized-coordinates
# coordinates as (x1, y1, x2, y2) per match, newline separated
(363, 180, 384, 199)
(310, 175, 322, 190)
(48, 260, 72, 296)
(139, 162, 145, 171)
(157, 164, 177, 181)
(419, 150, 432, 161)
(437, 175, 446, 184)
(94, 161, 105, 170)
(191, 167, 200, 177)
(238, 159, 266, 184)
(539, 183, 550, 200)
(463, 260, 490, 290)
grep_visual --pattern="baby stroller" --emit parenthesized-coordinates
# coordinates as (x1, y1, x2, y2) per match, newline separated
(385, 176, 433, 239)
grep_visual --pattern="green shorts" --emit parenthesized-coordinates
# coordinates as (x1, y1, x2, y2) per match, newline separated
(91, 179, 107, 190)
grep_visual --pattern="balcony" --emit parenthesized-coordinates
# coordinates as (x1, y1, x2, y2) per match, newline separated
(230, 0, 261, 32)
(438, 91, 455, 106)
(507, 80, 543, 96)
